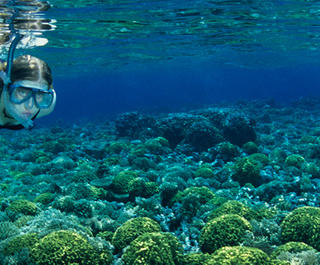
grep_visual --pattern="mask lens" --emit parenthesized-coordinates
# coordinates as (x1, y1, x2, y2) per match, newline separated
(35, 91, 53, 108)
(11, 86, 32, 103)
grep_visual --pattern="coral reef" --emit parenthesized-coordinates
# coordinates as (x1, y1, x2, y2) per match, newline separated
(121, 232, 183, 265)
(199, 214, 252, 253)
(0, 102, 319, 263)
(281, 206, 320, 250)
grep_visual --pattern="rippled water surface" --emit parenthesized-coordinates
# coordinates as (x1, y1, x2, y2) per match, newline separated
(2, 0, 320, 75)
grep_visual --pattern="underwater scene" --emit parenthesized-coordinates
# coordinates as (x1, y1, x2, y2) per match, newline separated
(1, 0, 320, 264)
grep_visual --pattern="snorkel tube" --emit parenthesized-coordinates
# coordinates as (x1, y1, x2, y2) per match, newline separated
(5, 33, 23, 83)
(0, 2, 35, 129)
(0, 33, 24, 88)
(1, 33, 36, 130)
(0, 1, 23, 87)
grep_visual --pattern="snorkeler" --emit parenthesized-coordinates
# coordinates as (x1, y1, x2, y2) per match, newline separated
(0, 0, 56, 130)
(0, 54, 56, 130)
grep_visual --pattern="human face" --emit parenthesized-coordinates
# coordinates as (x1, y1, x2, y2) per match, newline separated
(4, 80, 52, 128)
(9, 80, 53, 113)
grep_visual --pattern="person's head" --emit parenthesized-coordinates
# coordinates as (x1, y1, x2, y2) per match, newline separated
(1, 55, 54, 129)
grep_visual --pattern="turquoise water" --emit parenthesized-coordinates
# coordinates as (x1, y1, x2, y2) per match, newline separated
(4, 0, 320, 75)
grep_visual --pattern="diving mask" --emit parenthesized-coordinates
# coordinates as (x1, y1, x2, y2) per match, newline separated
(8, 80, 53, 109)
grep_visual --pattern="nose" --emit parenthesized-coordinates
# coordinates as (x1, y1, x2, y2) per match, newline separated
(24, 97, 35, 110)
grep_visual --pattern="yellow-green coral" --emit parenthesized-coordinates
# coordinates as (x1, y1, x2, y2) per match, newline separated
(128, 179, 159, 198)
(208, 200, 258, 221)
(207, 246, 270, 265)
(112, 171, 138, 194)
(174, 186, 215, 205)
(180, 253, 211, 265)
(242, 141, 258, 154)
(199, 214, 252, 253)
(284, 154, 305, 168)
(3, 233, 39, 255)
(232, 157, 262, 186)
(34, 192, 54, 205)
(112, 217, 161, 251)
(281, 206, 320, 250)
(106, 141, 130, 154)
(248, 153, 269, 166)
(14, 215, 34, 228)
(144, 137, 170, 154)
(122, 232, 182, 265)
(271, 241, 316, 259)
(194, 167, 214, 179)
(6, 199, 38, 216)
(30, 230, 112, 265)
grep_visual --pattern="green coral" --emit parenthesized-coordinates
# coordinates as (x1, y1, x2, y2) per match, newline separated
(106, 141, 129, 154)
(129, 145, 148, 158)
(3, 233, 39, 255)
(34, 192, 54, 205)
(30, 230, 112, 265)
(232, 156, 262, 186)
(305, 162, 320, 178)
(90, 185, 107, 200)
(72, 161, 97, 182)
(128, 178, 159, 198)
(41, 140, 66, 154)
(300, 135, 316, 144)
(35, 156, 51, 163)
(14, 215, 34, 228)
(242, 141, 258, 154)
(281, 206, 320, 250)
(112, 171, 138, 194)
(10, 171, 33, 180)
(130, 157, 156, 171)
(122, 232, 182, 265)
(208, 200, 258, 221)
(103, 156, 121, 166)
(284, 154, 305, 168)
(112, 217, 161, 251)
(174, 186, 215, 204)
(194, 167, 214, 179)
(96, 231, 114, 242)
(144, 137, 170, 154)
(199, 214, 252, 253)
(180, 253, 211, 265)
(172, 186, 215, 218)
(6, 199, 38, 217)
(216, 142, 240, 161)
(207, 246, 270, 265)
(269, 148, 287, 163)
(271, 241, 316, 259)
(249, 153, 269, 166)
(269, 260, 291, 265)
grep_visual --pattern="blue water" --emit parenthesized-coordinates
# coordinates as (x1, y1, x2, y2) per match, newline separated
(3, 0, 320, 124)
(43, 62, 320, 126)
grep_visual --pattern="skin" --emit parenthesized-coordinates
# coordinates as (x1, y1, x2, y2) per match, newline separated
(0, 79, 56, 127)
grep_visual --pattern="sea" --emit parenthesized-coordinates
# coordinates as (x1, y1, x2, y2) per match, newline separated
(0, 0, 320, 264)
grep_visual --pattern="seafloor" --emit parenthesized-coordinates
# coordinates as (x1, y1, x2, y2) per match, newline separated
(0, 98, 320, 264)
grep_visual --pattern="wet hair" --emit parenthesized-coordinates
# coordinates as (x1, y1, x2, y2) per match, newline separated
(11, 55, 52, 86)
(0, 55, 52, 95)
